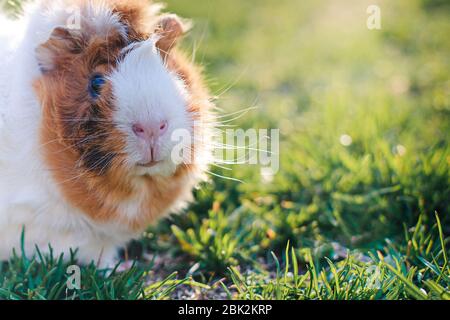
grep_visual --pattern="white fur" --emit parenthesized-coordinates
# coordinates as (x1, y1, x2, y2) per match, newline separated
(0, 1, 197, 267)
(111, 38, 192, 177)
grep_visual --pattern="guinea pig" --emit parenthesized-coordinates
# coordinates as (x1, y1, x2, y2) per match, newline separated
(0, 0, 214, 267)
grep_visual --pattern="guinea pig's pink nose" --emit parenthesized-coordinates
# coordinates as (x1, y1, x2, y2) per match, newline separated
(132, 120, 168, 140)
(132, 120, 168, 163)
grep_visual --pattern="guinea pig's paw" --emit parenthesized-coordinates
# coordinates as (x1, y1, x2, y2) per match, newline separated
(155, 14, 192, 54)
(96, 255, 122, 272)
(114, 260, 136, 273)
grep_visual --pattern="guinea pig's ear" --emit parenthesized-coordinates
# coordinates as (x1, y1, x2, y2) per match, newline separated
(154, 14, 191, 57)
(36, 27, 84, 73)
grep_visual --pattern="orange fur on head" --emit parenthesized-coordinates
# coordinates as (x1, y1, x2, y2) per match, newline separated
(33, 0, 212, 232)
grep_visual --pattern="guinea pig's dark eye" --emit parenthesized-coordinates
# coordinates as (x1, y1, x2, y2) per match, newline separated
(88, 74, 106, 98)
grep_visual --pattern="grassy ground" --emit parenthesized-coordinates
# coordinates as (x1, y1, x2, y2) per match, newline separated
(0, 0, 449, 300)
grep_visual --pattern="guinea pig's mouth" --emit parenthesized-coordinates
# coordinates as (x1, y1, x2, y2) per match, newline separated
(137, 161, 163, 168)
(134, 158, 178, 178)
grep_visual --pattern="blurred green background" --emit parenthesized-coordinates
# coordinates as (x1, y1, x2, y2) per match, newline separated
(156, 0, 449, 252)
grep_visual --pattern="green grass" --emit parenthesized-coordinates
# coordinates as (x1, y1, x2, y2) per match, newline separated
(0, 0, 449, 300)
